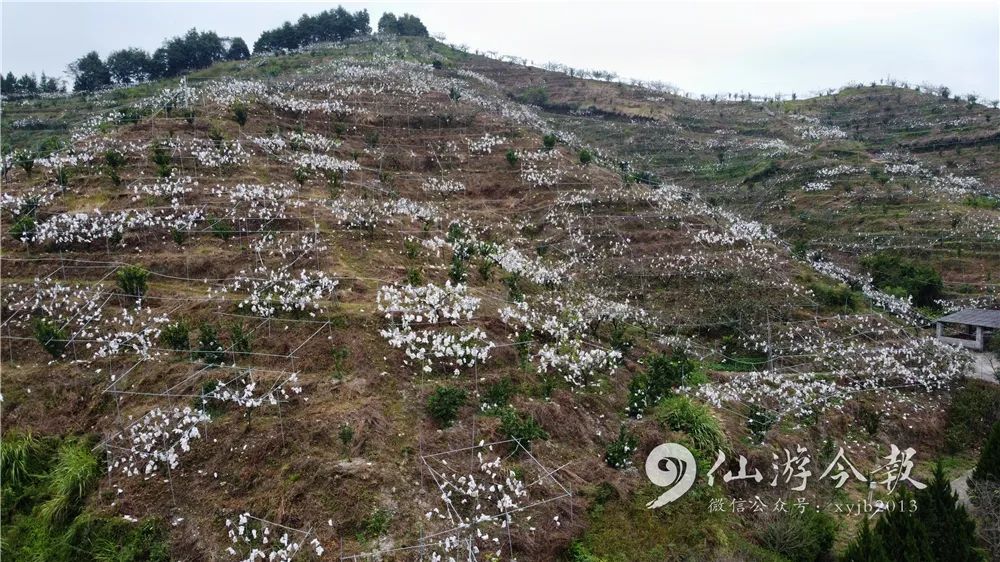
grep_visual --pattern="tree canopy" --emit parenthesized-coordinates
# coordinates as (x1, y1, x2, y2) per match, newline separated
(1, 72, 63, 95)
(253, 7, 371, 53)
(107, 48, 153, 85)
(378, 12, 429, 37)
(68, 51, 112, 92)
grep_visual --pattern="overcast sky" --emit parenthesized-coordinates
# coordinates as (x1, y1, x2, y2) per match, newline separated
(2, 1, 998, 99)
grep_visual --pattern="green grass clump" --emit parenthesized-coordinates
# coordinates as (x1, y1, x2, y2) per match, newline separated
(1, 434, 169, 561)
(39, 440, 100, 525)
(654, 396, 727, 455)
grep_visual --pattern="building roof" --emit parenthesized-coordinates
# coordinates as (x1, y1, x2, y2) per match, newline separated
(936, 308, 1000, 329)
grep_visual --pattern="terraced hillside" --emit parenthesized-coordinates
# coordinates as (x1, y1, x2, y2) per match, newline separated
(458, 53, 1000, 311)
(1, 36, 997, 561)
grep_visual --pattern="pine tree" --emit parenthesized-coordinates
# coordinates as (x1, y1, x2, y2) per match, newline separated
(842, 518, 891, 562)
(872, 489, 933, 562)
(974, 421, 1000, 482)
(915, 462, 985, 562)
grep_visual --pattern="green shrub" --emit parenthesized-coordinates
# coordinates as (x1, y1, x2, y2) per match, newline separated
(856, 404, 880, 436)
(159, 320, 190, 351)
(481, 378, 515, 413)
(9, 214, 35, 240)
(104, 149, 126, 170)
(0, 434, 170, 562)
(339, 423, 354, 452)
(116, 264, 149, 298)
(964, 195, 999, 209)
(358, 508, 392, 541)
(655, 396, 727, 454)
(754, 508, 837, 562)
(604, 426, 638, 469)
(228, 322, 252, 358)
(16, 151, 35, 174)
(195, 323, 226, 365)
(34, 318, 67, 358)
(209, 216, 235, 240)
(499, 408, 548, 450)
(518, 86, 549, 106)
(579, 148, 593, 165)
(330, 346, 349, 379)
(746, 404, 778, 442)
(448, 252, 467, 283)
(232, 102, 248, 126)
(426, 386, 466, 427)
(809, 280, 859, 310)
(627, 351, 696, 416)
(860, 252, 942, 308)
(150, 143, 171, 178)
(505, 149, 519, 167)
(542, 133, 557, 150)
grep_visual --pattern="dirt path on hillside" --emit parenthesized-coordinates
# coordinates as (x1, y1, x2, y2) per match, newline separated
(969, 352, 998, 384)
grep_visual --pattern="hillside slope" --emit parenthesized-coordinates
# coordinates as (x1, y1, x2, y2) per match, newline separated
(1, 36, 995, 561)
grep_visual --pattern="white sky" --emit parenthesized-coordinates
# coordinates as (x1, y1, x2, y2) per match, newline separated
(2, 1, 998, 99)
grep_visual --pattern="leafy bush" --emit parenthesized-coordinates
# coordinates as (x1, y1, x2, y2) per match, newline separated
(579, 149, 593, 165)
(604, 426, 638, 469)
(339, 424, 354, 451)
(654, 396, 727, 454)
(159, 320, 190, 351)
(228, 322, 252, 358)
(860, 252, 943, 308)
(150, 143, 171, 178)
(518, 86, 549, 106)
(195, 323, 226, 365)
(754, 508, 837, 562)
(631, 169, 659, 186)
(209, 216, 235, 240)
(746, 404, 778, 442)
(481, 378, 515, 412)
(505, 149, 519, 167)
(426, 386, 467, 427)
(405, 267, 423, 285)
(358, 508, 392, 541)
(448, 252, 467, 283)
(499, 408, 548, 450)
(627, 351, 696, 416)
(809, 280, 859, 310)
(232, 102, 248, 126)
(34, 318, 67, 358)
(542, 133, 557, 150)
(856, 404, 880, 436)
(9, 214, 35, 240)
(116, 264, 149, 298)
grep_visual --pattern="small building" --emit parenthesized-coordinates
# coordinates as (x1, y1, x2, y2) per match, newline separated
(935, 308, 1000, 351)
